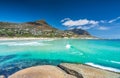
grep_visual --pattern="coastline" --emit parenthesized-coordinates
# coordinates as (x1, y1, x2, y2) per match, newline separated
(0, 37, 54, 41)
(0, 37, 99, 41)
(7, 63, 120, 78)
(59, 63, 120, 78)
(0, 38, 120, 78)
(85, 62, 120, 73)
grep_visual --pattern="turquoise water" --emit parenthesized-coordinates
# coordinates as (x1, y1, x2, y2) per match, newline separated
(0, 39, 120, 76)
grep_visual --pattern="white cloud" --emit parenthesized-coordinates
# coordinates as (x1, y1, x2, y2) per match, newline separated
(61, 18, 99, 30)
(100, 20, 106, 23)
(98, 26, 109, 30)
(77, 26, 92, 30)
(61, 18, 71, 22)
(108, 16, 120, 23)
(76, 24, 97, 30)
(61, 18, 99, 29)
(61, 17, 120, 30)
(89, 20, 98, 24)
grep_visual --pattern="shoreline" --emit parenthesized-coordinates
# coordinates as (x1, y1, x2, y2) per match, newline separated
(0, 37, 53, 40)
(59, 63, 120, 78)
(7, 63, 120, 78)
(0, 37, 99, 40)
(85, 62, 120, 73)
(62, 62, 120, 74)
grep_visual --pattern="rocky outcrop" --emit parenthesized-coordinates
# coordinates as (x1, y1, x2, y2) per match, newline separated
(8, 65, 77, 78)
(60, 63, 120, 78)
(8, 63, 120, 78)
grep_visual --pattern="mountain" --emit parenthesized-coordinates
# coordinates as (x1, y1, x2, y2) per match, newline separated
(0, 20, 94, 38)
(66, 28, 90, 35)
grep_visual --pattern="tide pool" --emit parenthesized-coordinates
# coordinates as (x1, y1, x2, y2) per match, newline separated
(0, 39, 120, 77)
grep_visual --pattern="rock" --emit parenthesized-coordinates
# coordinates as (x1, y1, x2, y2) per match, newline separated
(60, 63, 120, 78)
(58, 65, 83, 78)
(8, 65, 76, 78)
(9, 63, 120, 78)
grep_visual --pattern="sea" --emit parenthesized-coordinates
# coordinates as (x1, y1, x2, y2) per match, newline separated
(0, 39, 120, 77)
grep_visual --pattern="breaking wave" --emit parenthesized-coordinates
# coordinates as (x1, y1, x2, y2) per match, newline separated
(0, 41, 50, 46)
(85, 62, 120, 72)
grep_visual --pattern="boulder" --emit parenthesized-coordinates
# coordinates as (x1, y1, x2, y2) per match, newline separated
(9, 65, 76, 78)
(60, 63, 120, 78)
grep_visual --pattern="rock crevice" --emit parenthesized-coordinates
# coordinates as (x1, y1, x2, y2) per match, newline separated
(58, 65, 83, 78)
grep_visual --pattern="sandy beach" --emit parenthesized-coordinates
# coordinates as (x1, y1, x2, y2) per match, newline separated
(0, 37, 56, 41)
(0, 37, 99, 41)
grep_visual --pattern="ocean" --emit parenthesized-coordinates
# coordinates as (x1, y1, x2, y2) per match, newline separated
(0, 39, 120, 77)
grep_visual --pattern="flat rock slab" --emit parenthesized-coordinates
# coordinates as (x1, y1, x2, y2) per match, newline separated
(8, 65, 76, 78)
(60, 63, 120, 78)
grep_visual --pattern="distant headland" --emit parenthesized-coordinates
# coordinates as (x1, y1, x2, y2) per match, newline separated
(0, 20, 97, 39)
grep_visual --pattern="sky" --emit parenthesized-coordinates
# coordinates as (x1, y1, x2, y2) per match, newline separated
(0, 0, 120, 39)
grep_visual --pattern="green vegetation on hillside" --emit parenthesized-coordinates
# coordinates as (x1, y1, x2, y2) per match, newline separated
(0, 20, 92, 38)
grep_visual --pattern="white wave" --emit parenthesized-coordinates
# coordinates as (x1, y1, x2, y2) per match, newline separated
(0, 42, 16, 45)
(110, 61, 120, 64)
(85, 62, 120, 72)
(42, 39, 55, 41)
(0, 41, 50, 46)
(98, 59, 120, 65)
(66, 44, 71, 49)
(70, 52, 83, 55)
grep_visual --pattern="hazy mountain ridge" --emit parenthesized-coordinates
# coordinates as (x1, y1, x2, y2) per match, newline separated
(0, 20, 94, 38)
(66, 28, 90, 35)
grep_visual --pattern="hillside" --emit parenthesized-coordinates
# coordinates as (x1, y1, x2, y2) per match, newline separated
(0, 20, 94, 38)
(65, 28, 90, 35)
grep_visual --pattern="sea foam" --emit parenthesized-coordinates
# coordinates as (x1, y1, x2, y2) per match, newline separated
(85, 62, 120, 72)
(0, 41, 50, 46)
(110, 61, 120, 64)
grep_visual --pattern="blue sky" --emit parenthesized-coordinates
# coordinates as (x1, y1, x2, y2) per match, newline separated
(0, 0, 120, 39)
